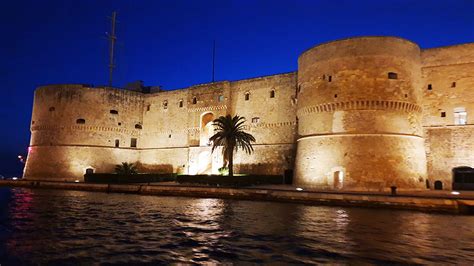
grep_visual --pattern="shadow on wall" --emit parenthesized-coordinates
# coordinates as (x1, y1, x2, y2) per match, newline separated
(136, 163, 174, 174)
(236, 163, 283, 175)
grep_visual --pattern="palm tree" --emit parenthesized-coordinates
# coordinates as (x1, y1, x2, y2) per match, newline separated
(209, 115, 256, 177)
(115, 162, 138, 175)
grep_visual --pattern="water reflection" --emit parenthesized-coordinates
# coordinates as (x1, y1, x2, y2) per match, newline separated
(0, 188, 473, 264)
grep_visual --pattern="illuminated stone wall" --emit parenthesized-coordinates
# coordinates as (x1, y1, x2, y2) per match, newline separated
(23, 37, 474, 190)
(294, 37, 428, 191)
(421, 43, 474, 189)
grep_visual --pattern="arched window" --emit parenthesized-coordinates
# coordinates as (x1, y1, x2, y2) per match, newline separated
(163, 100, 168, 109)
(388, 72, 398, 79)
(245, 92, 250, 101)
(76, 119, 85, 124)
(179, 100, 183, 108)
(135, 124, 142, 129)
(192, 97, 197, 104)
(49, 107, 55, 112)
(110, 110, 118, 114)
(270, 90, 275, 98)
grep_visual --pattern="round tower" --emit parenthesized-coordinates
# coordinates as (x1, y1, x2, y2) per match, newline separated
(294, 37, 427, 191)
(23, 84, 143, 181)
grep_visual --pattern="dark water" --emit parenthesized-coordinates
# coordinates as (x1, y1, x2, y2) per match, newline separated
(0, 188, 473, 264)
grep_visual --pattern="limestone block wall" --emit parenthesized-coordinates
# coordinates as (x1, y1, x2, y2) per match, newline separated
(421, 43, 474, 189)
(24, 85, 143, 180)
(295, 37, 427, 190)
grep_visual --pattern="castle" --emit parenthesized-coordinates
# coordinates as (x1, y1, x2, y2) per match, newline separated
(24, 36, 474, 191)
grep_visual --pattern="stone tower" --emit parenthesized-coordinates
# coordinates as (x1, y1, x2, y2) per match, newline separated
(294, 37, 428, 190)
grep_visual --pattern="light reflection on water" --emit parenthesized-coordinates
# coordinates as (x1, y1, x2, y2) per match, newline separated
(0, 188, 473, 264)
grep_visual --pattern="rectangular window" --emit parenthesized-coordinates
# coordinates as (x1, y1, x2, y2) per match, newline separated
(245, 93, 250, 101)
(427, 84, 432, 90)
(441, 112, 446, 117)
(452, 82, 456, 88)
(454, 110, 467, 125)
(130, 138, 137, 148)
(115, 139, 119, 148)
(388, 72, 398, 79)
(251, 117, 260, 123)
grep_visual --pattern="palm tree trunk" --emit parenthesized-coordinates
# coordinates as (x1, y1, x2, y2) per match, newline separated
(228, 147, 234, 177)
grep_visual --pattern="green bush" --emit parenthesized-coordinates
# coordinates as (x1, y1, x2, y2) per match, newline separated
(176, 174, 284, 187)
(84, 173, 176, 184)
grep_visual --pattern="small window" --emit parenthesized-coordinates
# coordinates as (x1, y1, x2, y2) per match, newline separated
(245, 92, 250, 101)
(405, 94, 408, 98)
(168, 134, 172, 138)
(428, 84, 432, 90)
(115, 139, 119, 148)
(179, 100, 184, 107)
(76, 119, 85, 124)
(130, 138, 137, 148)
(388, 72, 398, 79)
(110, 110, 118, 115)
(334, 94, 337, 98)
(454, 107, 467, 125)
(118, 122, 122, 126)
(146, 105, 151, 111)
(192, 97, 197, 104)
(270, 90, 275, 98)
(163, 100, 168, 109)
(49, 107, 55, 112)
(452, 82, 456, 88)
(218, 95, 224, 102)
(328, 76, 332, 82)
(441, 112, 446, 117)
(322, 75, 326, 80)
(135, 124, 142, 129)
(251, 117, 260, 123)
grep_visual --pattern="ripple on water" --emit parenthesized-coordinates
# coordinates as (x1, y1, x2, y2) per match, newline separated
(0, 188, 473, 264)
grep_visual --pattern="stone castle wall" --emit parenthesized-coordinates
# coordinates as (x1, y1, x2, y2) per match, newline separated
(23, 36, 474, 191)
(421, 43, 474, 189)
(294, 37, 427, 190)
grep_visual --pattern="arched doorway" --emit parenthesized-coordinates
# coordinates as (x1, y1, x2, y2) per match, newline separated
(452, 166, 474, 190)
(434, 180, 443, 190)
(200, 112, 214, 146)
(333, 170, 344, 190)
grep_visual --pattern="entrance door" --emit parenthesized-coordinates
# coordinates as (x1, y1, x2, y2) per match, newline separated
(434, 180, 443, 190)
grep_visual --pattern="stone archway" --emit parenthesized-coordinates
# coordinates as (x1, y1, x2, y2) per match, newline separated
(200, 112, 215, 147)
(434, 180, 443, 190)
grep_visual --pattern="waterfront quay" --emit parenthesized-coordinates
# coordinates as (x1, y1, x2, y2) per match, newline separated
(1, 180, 473, 214)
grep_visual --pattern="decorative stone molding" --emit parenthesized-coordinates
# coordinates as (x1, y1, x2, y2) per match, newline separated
(31, 125, 141, 136)
(187, 105, 227, 113)
(297, 100, 422, 117)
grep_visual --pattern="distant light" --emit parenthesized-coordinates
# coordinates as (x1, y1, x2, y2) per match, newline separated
(74, 180, 80, 183)
(17, 155, 23, 159)
(12, 177, 18, 180)
(296, 187, 303, 191)
(451, 191, 460, 195)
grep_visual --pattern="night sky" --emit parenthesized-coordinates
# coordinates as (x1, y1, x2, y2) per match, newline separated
(1, 0, 473, 177)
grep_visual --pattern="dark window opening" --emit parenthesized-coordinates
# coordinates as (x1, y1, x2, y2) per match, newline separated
(168, 134, 172, 138)
(32, 121, 35, 125)
(115, 139, 119, 148)
(251, 117, 260, 123)
(179, 100, 184, 107)
(334, 94, 338, 98)
(328, 76, 332, 82)
(425, 179, 430, 189)
(49, 107, 55, 112)
(428, 84, 432, 90)
(135, 124, 142, 129)
(388, 72, 398, 79)
(322, 75, 326, 80)
(192, 97, 197, 104)
(76, 119, 85, 124)
(452, 82, 456, 88)
(146, 105, 151, 111)
(245, 93, 250, 101)
(434, 180, 443, 190)
(163, 100, 168, 109)
(441, 112, 446, 117)
(110, 110, 118, 114)
(130, 138, 137, 148)
(118, 122, 122, 126)
(270, 90, 275, 98)
(405, 94, 408, 98)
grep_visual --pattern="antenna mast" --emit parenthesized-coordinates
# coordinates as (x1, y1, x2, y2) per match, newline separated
(107, 11, 117, 87)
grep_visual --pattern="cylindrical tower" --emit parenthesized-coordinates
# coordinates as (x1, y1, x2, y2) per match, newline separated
(23, 84, 143, 181)
(294, 37, 427, 191)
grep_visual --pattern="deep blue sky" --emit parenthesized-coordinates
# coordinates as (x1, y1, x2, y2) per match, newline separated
(1, 0, 473, 176)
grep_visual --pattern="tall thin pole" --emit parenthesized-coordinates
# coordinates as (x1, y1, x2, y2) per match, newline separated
(108, 11, 117, 87)
(212, 40, 216, 82)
